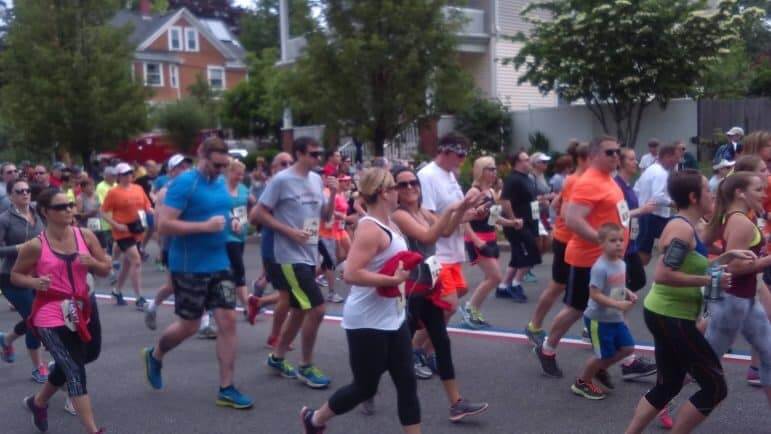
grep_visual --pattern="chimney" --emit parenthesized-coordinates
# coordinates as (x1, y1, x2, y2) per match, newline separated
(139, 0, 152, 17)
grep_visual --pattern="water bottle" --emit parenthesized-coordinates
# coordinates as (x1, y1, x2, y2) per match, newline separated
(704, 264, 725, 301)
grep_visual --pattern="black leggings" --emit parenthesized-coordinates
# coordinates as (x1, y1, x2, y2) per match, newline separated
(643, 308, 726, 416)
(328, 323, 420, 426)
(407, 295, 455, 380)
(37, 296, 102, 397)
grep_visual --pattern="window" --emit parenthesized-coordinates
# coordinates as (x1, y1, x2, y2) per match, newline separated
(144, 62, 164, 87)
(185, 27, 198, 52)
(170, 65, 179, 89)
(169, 27, 182, 51)
(207, 66, 225, 91)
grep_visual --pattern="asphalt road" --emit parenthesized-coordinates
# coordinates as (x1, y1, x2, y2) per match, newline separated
(1, 242, 768, 434)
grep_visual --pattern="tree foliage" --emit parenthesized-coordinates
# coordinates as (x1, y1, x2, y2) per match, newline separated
(508, 0, 763, 147)
(0, 0, 148, 164)
(154, 98, 211, 151)
(238, 0, 315, 53)
(455, 97, 512, 154)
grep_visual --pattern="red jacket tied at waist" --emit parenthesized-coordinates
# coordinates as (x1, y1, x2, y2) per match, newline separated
(30, 290, 92, 343)
(376, 251, 423, 298)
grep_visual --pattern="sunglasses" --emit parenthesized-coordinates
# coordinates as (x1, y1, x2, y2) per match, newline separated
(13, 188, 30, 195)
(396, 180, 420, 190)
(308, 151, 323, 159)
(49, 202, 75, 211)
(211, 161, 229, 170)
(278, 161, 292, 168)
(604, 148, 621, 157)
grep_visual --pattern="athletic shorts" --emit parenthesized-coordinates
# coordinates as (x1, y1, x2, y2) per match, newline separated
(439, 263, 468, 297)
(465, 241, 500, 264)
(637, 214, 670, 255)
(551, 239, 570, 285)
(319, 238, 337, 271)
(271, 263, 325, 310)
(503, 227, 542, 269)
(95, 230, 111, 251)
(625, 251, 646, 292)
(171, 270, 236, 320)
(263, 259, 284, 289)
(226, 242, 246, 287)
(115, 237, 137, 253)
(584, 317, 634, 360)
(564, 265, 591, 311)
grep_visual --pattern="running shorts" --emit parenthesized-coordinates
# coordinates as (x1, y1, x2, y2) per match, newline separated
(584, 317, 635, 360)
(503, 227, 542, 269)
(465, 241, 500, 264)
(171, 270, 236, 320)
(272, 263, 325, 310)
(115, 237, 137, 253)
(439, 263, 468, 298)
(564, 265, 591, 311)
(551, 239, 570, 285)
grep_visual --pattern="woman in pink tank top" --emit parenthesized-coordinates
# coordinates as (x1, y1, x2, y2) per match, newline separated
(11, 189, 112, 434)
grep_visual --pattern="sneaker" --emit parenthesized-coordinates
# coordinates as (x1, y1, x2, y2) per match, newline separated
(534, 344, 563, 378)
(135, 297, 147, 312)
(197, 325, 218, 340)
(424, 352, 438, 374)
(315, 275, 329, 287)
(658, 403, 674, 429)
(246, 295, 261, 325)
(449, 397, 489, 422)
(64, 397, 77, 416)
(297, 364, 331, 389)
(509, 285, 528, 303)
(265, 336, 294, 351)
(524, 325, 546, 347)
(24, 395, 48, 432)
(581, 327, 591, 344)
(360, 397, 375, 415)
(523, 270, 538, 283)
(142, 347, 163, 390)
(571, 378, 606, 400)
(495, 285, 511, 298)
(326, 292, 344, 303)
(621, 357, 657, 380)
(216, 385, 254, 410)
(747, 366, 762, 387)
(594, 369, 614, 390)
(0, 332, 15, 363)
(32, 364, 49, 384)
(300, 406, 325, 434)
(144, 305, 157, 331)
(413, 350, 433, 380)
(111, 290, 126, 306)
(267, 354, 297, 379)
(461, 303, 490, 329)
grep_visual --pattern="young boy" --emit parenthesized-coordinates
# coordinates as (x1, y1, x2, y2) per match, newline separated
(572, 223, 637, 400)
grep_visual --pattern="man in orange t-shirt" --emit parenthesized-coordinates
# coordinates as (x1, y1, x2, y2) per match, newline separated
(535, 136, 630, 378)
(101, 162, 153, 309)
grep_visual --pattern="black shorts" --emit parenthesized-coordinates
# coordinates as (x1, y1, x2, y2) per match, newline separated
(625, 251, 647, 292)
(465, 240, 500, 264)
(637, 214, 669, 255)
(226, 242, 246, 287)
(115, 237, 137, 252)
(271, 263, 324, 310)
(503, 227, 542, 269)
(551, 239, 570, 285)
(171, 271, 236, 320)
(264, 259, 285, 290)
(319, 238, 336, 271)
(564, 265, 591, 311)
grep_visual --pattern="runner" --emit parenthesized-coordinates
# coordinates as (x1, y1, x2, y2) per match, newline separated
(317, 171, 348, 303)
(13, 188, 112, 434)
(0, 179, 47, 382)
(93, 167, 116, 254)
(525, 142, 589, 346)
(254, 137, 337, 389)
(625, 169, 754, 434)
(142, 137, 254, 410)
(224, 159, 255, 313)
(300, 167, 421, 434)
(101, 163, 152, 309)
(0, 162, 19, 213)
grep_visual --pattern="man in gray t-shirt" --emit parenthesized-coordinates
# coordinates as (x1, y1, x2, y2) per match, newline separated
(584, 255, 628, 323)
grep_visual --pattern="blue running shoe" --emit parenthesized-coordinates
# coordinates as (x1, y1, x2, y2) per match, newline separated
(297, 364, 330, 389)
(216, 385, 254, 409)
(0, 332, 15, 363)
(142, 347, 163, 390)
(425, 353, 439, 374)
(267, 354, 297, 379)
(523, 270, 538, 283)
(509, 285, 528, 303)
(495, 285, 511, 298)
(112, 291, 127, 306)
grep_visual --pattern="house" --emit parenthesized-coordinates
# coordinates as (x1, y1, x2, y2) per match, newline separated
(111, 2, 247, 104)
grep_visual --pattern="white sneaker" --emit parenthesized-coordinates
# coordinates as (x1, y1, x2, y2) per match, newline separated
(64, 397, 77, 416)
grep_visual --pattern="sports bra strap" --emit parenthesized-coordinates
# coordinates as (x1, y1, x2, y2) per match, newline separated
(669, 215, 707, 256)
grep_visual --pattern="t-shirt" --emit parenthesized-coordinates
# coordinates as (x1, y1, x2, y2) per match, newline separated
(565, 168, 630, 268)
(584, 255, 627, 323)
(552, 174, 578, 243)
(164, 169, 231, 273)
(226, 183, 250, 243)
(259, 168, 325, 266)
(101, 184, 152, 240)
(501, 170, 538, 234)
(417, 161, 465, 264)
(95, 181, 114, 230)
(153, 175, 169, 192)
(634, 162, 671, 218)
(638, 153, 656, 171)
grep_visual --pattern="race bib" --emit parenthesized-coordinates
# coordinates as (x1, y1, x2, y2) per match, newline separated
(610, 287, 626, 301)
(233, 206, 248, 227)
(397, 282, 406, 314)
(487, 204, 502, 226)
(425, 255, 441, 288)
(61, 300, 78, 332)
(530, 201, 540, 221)
(86, 218, 101, 232)
(616, 200, 630, 228)
(137, 210, 148, 229)
(630, 217, 640, 240)
(303, 218, 320, 244)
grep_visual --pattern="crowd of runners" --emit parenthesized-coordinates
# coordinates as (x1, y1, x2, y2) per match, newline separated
(0, 127, 770, 433)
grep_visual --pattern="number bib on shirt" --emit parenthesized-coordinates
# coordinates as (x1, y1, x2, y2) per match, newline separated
(137, 210, 148, 229)
(616, 200, 630, 228)
(487, 204, 502, 226)
(425, 255, 441, 288)
(530, 201, 540, 221)
(630, 217, 640, 240)
(232, 206, 248, 227)
(303, 218, 320, 244)
(87, 218, 101, 232)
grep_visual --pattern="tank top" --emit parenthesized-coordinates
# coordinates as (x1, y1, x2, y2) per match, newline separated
(342, 216, 408, 331)
(644, 216, 708, 321)
(468, 189, 496, 233)
(400, 207, 437, 290)
(722, 211, 763, 299)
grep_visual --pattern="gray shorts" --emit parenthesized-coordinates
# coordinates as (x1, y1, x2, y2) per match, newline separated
(705, 293, 771, 386)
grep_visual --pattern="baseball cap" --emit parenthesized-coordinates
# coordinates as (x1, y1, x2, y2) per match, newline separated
(115, 162, 133, 175)
(104, 166, 117, 176)
(713, 159, 735, 170)
(530, 152, 551, 163)
(168, 154, 192, 170)
(726, 127, 744, 136)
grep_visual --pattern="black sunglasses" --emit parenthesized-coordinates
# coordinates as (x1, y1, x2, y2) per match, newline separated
(13, 188, 30, 195)
(212, 161, 229, 170)
(49, 202, 75, 211)
(308, 151, 323, 159)
(396, 180, 420, 190)
(604, 148, 621, 157)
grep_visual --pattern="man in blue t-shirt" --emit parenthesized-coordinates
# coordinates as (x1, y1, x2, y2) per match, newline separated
(141, 137, 254, 410)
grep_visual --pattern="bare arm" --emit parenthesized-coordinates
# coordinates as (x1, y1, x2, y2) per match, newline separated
(10, 239, 44, 290)
(343, 221, 403, 287)
(589, 286, 633, 311)
(392, 205, 458, 245)
(724, 216, 771, 274)
(80, 228, 112, 277)
(653, 221, 710, 288)
(565, 203, 598, 245)
(252, 203, 308, 243)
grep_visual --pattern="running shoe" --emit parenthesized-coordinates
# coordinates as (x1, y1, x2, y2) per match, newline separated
(24, 395, 48, 432)
(142, 347, 163, 390)
(658, 403, 674, 429)
(267, 354, 297, 379)
(581, 327, 591, 344)
(298, 364, 331, 389)
(509, 285, 528, 303)
(594, 369, 614, 390)
(461, 303, 490, 329)
(144, 304, 157, 331)
(413, 350, 433, 380)
(495, 285, 511, 298)
(216, 385, 254, 410)
(621, 357, 657, 380)
(315, 276, 329, 287)
(571, 378, 606, 400)
(135, 297, 147, 312)
(32, 364, 49, 384)
(360, 397, 375, 415)
(424, 352, 439, 374)
(534, 344, 563, 378)
(747, 366, 762, 387)
(197, 325, 218, 340)
(111, 290, 126, 306)
(300, 406, 325, 434)
(246, 295, 261, 325)
(449, 398, 489, 422)
(0, 332, 15, 363)
(524, 324, 546, 347)
(64, 397, 77, 416)
(523, 270, 538, 283)
(326, 292, 344, 303)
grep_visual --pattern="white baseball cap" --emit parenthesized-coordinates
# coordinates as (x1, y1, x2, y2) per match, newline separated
(726, 127, 744, 136)
(115, 162, 133, 175)
(168, 154, 192, 170)
(530, 152, 551, 163)
(713, 159, 735, 170)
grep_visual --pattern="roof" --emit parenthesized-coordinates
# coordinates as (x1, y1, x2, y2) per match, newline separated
(111, 9, 177, 47)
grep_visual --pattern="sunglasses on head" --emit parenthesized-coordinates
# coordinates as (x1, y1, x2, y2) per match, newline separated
(49, 202, 75, 211)
(396, 180, 420, 190)
(13, 188, 30, 195)
(604, 148, 621, 157)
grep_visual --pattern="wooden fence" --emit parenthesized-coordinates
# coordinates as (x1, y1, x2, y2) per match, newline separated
(698, 98, 771, 139)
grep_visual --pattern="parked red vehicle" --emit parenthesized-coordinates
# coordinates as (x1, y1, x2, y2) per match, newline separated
(99, 130, 222, 164)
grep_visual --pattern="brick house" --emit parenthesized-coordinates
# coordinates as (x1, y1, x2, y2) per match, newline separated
(111, 5, 247, 104)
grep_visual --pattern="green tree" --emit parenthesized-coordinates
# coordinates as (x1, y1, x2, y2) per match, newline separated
(282, 0, 473, 155)
(0, 0, 148, 167)
(238, 0, 315, 53)
(127, 0, 169, 13)
(154, 98, 211, 151)
(455, 97, 512, 154)
(749, 58, 771, 96)
(701, 42, 756, 98)
(508, 0, 762, 147)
